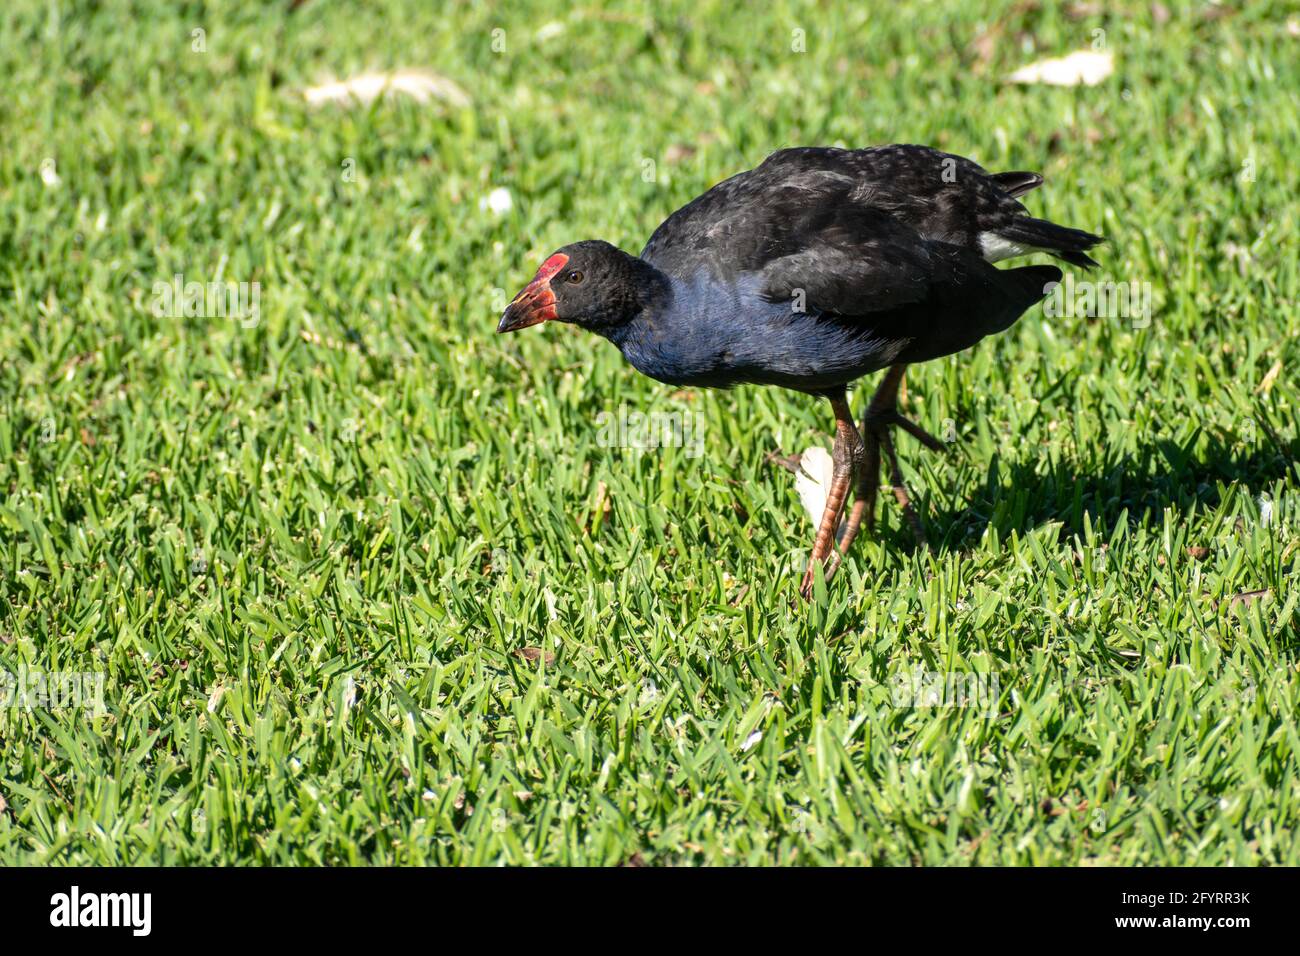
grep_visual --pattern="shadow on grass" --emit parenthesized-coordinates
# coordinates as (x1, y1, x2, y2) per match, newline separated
(928, 428, 1300, 549)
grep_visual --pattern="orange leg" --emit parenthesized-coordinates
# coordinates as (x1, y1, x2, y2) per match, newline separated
(799, 392, 864, 600)
(834, 365, 944, 564)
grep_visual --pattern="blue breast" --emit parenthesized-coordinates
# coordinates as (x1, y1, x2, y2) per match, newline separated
(601, 272, 905, 393)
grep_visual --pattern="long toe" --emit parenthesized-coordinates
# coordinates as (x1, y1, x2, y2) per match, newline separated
(831, 427, 882, 562)
(880, 429, 929, 547)
(887, 411, 947, 454)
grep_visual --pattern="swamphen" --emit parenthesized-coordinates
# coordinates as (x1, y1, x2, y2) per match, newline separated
(498, 145, 1103, 599)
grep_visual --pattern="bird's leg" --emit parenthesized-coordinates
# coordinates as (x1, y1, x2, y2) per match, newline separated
(880, 426, 927, 545)
(835, 365, 944, 557)
(798, 393, 864, 600)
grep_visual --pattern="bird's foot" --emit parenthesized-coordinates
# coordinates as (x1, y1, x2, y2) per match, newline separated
(798, 400, 862, 601)
(878, 426, 929, 547)
(798, 466, 857, 601)
(873, 411, 940, 547)
(834, 407, 945, 559)
(867, 408, 946, 455)
(797, 566, 818, 602)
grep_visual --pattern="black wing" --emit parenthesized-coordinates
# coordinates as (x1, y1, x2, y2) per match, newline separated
(642, 146, 1018, 275)
(640, 144, 1101, 285)
(753, 204, 957, 316)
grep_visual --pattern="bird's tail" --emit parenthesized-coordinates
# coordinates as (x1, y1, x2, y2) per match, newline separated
(1004, 264, 1064, 302)
(984, 264, 1064, 336)
(898, 261, 1063, 365)
(999, 217, 1105, 269)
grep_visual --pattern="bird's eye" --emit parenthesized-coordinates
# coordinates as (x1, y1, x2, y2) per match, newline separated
(566, 270, 584, 284)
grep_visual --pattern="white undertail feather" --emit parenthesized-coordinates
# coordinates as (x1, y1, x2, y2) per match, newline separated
(978, 231, 1040, 263)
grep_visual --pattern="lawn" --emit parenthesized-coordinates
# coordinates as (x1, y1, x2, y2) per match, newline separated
(0, 0, 1297, 865)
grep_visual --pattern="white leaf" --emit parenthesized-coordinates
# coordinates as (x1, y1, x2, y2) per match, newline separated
(1007, 50, 1113, 87)
(794, 446, 847, 544)
(479, 187, 514, 217)
(301, 69, 470, 109)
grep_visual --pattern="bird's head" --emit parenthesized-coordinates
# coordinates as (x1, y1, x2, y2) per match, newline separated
(497, 240, 663, 335)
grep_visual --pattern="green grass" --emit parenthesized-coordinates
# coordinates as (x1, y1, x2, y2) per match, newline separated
(1, 0, 1298, 865)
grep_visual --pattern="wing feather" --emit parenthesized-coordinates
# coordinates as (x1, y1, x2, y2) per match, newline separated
(757, 205, 950, 316)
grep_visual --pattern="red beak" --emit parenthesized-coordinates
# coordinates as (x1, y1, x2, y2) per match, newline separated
(498, 253, 570, 333)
